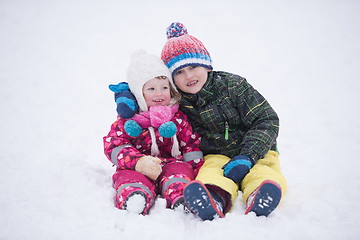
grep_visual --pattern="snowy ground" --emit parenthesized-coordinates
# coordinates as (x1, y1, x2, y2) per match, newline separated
(1, 0, 360, 239)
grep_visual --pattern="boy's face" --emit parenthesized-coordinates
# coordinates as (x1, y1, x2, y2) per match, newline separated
(142, 77, 171, 108)
(173, 66, 210, 94)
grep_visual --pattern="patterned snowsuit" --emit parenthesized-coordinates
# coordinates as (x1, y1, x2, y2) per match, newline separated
(179, 71, 287, 213)
(103, 108, 204, 214)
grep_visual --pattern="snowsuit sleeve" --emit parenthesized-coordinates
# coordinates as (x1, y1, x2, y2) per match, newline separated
(229, 78, 279, 161)
(103, 117, 144, 170)
(173, 111, 204, 173)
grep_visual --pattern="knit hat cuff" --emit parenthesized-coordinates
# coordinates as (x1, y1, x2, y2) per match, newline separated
(166, 53, 212, 75)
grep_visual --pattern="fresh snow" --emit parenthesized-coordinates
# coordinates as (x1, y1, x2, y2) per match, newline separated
(1, 0, 360, 240)
(125, 193, 146, 214)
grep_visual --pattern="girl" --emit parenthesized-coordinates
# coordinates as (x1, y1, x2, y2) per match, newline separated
(103, 50, 204, 215)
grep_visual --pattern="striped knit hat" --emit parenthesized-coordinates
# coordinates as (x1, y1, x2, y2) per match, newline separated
(161, 22, 213, 76)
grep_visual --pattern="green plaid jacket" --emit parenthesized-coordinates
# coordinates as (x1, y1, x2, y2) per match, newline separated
(179, 71, 279, 161)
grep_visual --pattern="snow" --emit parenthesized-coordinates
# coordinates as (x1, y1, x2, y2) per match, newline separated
(125, 193, 146, 214)
(1, 0, 360, 239)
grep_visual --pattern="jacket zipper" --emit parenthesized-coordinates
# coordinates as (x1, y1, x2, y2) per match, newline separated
(225, 122, 229, 140)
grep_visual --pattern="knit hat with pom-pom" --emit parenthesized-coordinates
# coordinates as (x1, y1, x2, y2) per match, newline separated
(161, 22, 213, 76)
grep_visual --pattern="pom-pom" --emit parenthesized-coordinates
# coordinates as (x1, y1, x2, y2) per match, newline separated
(166, 22, 188, 39)
(124, 120, 142, 137)
(159, 121, 177, 138)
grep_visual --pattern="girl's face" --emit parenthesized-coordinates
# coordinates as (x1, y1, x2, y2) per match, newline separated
(173, 65, 210, 94)
(143, 77, 172, 108)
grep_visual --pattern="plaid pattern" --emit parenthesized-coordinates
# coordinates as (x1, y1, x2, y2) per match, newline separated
(179, 71, 279, 161)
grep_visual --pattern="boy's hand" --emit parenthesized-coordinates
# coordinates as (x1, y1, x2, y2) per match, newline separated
(222, 155, 255, 184)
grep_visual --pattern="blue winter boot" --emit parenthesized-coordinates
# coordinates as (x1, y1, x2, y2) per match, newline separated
(183, 180, 225, 221)
(245, 180, 282, 217)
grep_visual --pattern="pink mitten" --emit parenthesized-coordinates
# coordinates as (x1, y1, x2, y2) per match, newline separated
(135, 156, 162, 180)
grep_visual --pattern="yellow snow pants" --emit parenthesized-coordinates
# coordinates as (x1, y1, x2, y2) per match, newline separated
(195, 150, 287, 208)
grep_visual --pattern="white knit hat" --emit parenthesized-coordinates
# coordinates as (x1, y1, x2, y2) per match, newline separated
(126, 49, 174, 112)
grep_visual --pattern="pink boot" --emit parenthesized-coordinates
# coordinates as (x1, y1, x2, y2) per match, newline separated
(113, 170, 156, 215)
(115, 185, 153, 215)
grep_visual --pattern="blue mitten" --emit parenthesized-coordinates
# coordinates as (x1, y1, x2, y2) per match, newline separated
(109, 82, 130, 93)
(222, 155, 255, 183)
(109, 82, 139, 119)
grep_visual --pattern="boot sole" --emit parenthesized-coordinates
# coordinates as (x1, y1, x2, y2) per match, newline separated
(245, 180, 282, 217)
(184, 180, 224, 221)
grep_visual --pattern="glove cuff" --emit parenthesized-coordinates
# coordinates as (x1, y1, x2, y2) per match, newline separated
(223, 155, 254, 176)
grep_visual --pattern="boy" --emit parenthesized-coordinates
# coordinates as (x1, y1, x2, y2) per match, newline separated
(160, 22, 287, 221)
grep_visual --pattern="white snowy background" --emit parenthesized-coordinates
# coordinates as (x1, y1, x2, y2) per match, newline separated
(1, 0, 359, 239)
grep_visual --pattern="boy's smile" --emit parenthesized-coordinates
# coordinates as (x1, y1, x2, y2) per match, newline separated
(186, 80, 198, 87)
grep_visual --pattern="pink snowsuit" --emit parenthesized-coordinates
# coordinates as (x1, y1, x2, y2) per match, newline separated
(103, 105, 204, 214)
